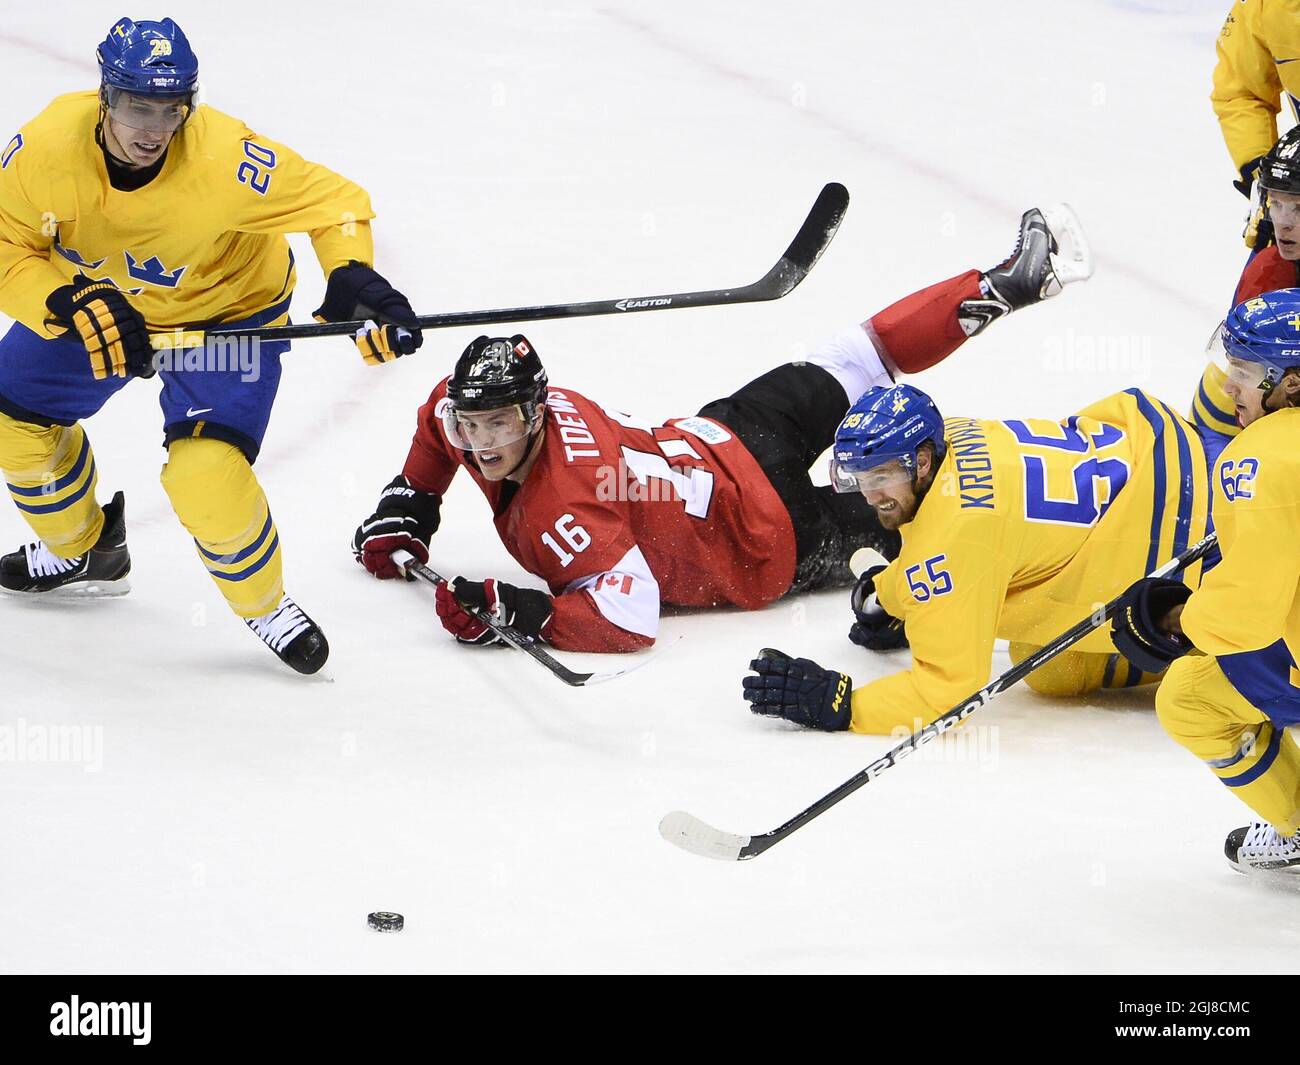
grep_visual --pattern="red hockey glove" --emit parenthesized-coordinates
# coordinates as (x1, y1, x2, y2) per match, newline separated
(435, 577, 553, 646)
(352, 475, 441, 580)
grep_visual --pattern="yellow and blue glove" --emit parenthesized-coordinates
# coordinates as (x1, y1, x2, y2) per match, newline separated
(314, 261, 423, 365)
(46, 277, 155, 381)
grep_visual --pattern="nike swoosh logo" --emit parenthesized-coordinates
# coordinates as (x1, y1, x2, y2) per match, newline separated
(186, 407, 213, 418)
(1276, 57, 1300, 65)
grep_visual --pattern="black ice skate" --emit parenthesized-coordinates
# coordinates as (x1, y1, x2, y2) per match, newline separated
(1225, 820, 1300, 875)
(958, 204, 1093, 337)
(245, 594, 330, 675)
(0, 491, 131, 597)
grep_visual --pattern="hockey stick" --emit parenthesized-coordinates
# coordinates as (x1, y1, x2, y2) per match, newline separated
(391, 549, 662, 687)
(659, 532, 1219, 861)
(149, 183, 849, 349)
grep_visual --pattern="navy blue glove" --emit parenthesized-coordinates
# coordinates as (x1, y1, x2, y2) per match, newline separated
(1110, 577, 1193, 675)
(314, 261, 423, 364)
(848, 565, 908, 651)
(742, 648, 853, 731)
(1233, 155, 1264, 199)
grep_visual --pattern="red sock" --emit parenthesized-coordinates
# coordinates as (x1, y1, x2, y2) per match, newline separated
(865, 269, 982, 375)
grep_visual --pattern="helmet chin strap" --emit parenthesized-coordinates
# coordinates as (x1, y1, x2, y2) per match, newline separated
(1257, 367, 1300, 412)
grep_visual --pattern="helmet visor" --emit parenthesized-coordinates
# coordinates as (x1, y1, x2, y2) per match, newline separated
(1266, 189, 1300, 228)
(1225, 354, 1272, 393)
(443, 403, 540, 453)
(104, 87, 191, 132)
(828, 454, 916, 495)
(1207, 320, 1273, 393)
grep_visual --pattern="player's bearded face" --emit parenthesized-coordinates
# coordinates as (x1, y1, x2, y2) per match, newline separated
(848, 458, 922, 529)
(102, 90, 188, 167)
(1267, 190, 1300, 260)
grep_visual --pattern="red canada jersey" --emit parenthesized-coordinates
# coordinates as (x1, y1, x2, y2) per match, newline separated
(402, 380, 797, 652)
(1234, 245, 1300, 304)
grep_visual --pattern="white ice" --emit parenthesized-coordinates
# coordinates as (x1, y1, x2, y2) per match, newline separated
(1, 0, 1296, 974)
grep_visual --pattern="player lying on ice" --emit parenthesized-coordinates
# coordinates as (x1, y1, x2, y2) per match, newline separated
(741, 374, 1213, 735)
(1110, 290, 1300, 875)
(354, 207, 1091, 653)
(0, 18, 422, 674)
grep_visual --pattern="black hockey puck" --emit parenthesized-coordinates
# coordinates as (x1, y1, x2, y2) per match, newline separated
(367, 911, 404, 933)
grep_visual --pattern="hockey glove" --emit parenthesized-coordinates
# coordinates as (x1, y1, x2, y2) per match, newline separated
(848, 564, 908, 652)
(1245, 206, 1276, 251)
(352, 475, 442, 580)
(435, 577, 553, 646)
(742, 648, 853, 731)
(46, 277, 155, 381)
(314, 261, 423, 365)
(1233, 155, 1264, 199)
(1110, 577, 1194, 676)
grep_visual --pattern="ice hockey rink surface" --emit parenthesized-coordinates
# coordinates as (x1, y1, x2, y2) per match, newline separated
(2, 0, 1297, 974)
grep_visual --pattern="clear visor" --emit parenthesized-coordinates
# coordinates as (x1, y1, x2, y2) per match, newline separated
(1206, 321, 1272, 393)
(1266, 189, 1300, 228)
(104, 88, 191, 133)
(828, 455, 915, 495)
(443, 403, 540, 453)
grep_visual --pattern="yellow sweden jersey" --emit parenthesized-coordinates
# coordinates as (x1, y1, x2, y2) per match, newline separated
(0, 92, 376, 336)
(1180, 407, 1300, 723)
(851, 390, 1211, 734)
(1212, 0, 1300, 170)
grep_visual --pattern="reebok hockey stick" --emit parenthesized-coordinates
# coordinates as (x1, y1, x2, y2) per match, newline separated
(150, 183, 849, 349)
(391, 549, 661, 687)
(659, 532, 1219, 862)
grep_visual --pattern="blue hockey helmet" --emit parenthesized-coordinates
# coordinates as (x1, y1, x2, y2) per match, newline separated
(1216, 288, 1300, 396)
(97, 17, 198, 97)
(829, 384, 947, 494)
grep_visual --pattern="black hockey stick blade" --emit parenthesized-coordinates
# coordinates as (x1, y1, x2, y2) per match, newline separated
(758, 181, 851, 299)
(391, 550, 670, 687)
(149, 183, 850, 348)
(661, 533, 1219, 862)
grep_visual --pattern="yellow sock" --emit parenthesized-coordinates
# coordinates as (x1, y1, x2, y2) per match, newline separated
(1010, 643, 1161, 698)
(1157, 653, 1300, 835)
(0, 413, 102, 556)
(161, 437, 284, 618)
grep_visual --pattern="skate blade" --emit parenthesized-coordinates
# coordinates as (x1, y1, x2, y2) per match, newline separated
(1040, 202, 1094, 286)
(0, 576, 131, 601)
(1228, 859, 1300, 890)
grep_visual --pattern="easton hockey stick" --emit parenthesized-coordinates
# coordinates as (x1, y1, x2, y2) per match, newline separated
(659, 532, 1219, 861)
(150, 183, 849, 349)
(391, 549, 663, 687)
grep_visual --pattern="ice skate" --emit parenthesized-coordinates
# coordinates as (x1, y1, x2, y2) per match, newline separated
(959, 204, 1094, 336)
(1225, 820, 1300, 875)
(0, 491, 131, 598)
(244, 594, 330, 675)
